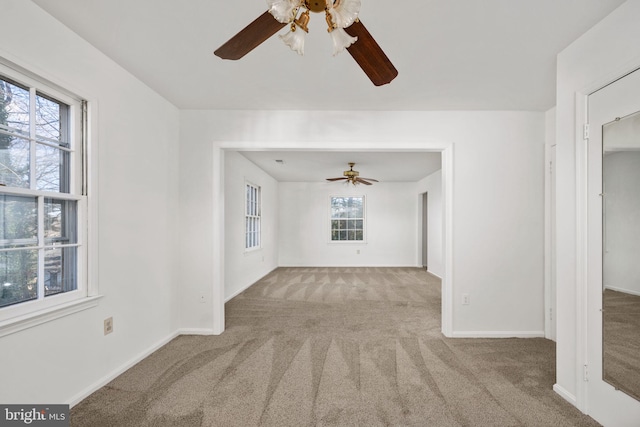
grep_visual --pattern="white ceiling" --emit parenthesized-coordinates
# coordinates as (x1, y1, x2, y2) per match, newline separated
(31, 0, 625, 111)
(238, 151, 442, 182)
(28, 0, 624, 182)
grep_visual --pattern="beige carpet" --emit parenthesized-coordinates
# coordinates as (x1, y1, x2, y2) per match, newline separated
(71, 267, 600, 426)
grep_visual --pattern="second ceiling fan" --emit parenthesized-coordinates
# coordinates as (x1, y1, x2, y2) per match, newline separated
(326, 162, 378, 185)
(214, 0, 398, 86)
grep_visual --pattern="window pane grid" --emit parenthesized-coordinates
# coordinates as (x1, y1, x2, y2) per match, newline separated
(0, 129, 73, 152)
(330, 196, 364, 241)
(245, 183, 261, 250)
(0, 78, 72, 193)
(0, 185, 78, 309)
(0, 71, 79, 311)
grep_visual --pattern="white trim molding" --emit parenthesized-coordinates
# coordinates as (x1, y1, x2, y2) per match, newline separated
(553, 384, 577, 406)
(213, 141, 455, 339)
(450, 331, 545, 339)
(0, 295, 102, 338)
(176, 328, 216, 336)
(427, 270, 442, 280)
(440, 144, 454, 337)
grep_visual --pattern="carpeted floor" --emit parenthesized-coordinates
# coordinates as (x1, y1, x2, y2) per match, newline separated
(70, 267, 601, 426)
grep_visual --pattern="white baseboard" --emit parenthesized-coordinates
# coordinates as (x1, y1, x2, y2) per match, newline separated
(225, 267, 278, 302)
(426, 270, 442, 279)
(277, 265, 422, 268)
(225, 286, 247, 302)
(67, 330, 180, 407)
(450, 331, 546, 338)
(553, 383, 577, 406)
(176, 328, 217, 336)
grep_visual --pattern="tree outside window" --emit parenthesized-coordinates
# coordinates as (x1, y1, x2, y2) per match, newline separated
(0, 74, 79, 310)
(330, 196, 364, 241)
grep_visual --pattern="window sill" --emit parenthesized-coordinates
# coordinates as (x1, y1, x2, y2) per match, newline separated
(0, 295, 103, 338)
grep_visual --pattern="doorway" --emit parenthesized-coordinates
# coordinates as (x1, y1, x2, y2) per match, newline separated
(212, 144, 454, 337)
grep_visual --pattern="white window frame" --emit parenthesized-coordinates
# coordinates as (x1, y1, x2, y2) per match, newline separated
(0, 60, 98, 337)
(329, 195, 366, 243)
(245, 181, 261, 251)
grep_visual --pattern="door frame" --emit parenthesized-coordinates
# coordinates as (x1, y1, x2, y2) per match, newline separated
(421, 192, 428, 269)
(544, 142, 556, 341)
(212, 142, 455, 337)
(576, 66, 640, 423)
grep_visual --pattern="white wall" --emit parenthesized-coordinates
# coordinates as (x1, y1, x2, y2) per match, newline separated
(177, 114, 215, 332)
(179, 109, 545, 337)
(0, 0, 180, 405)
(224, 151, 279, 300)
(603, 152, 640, 296)
(278, 182, 418, 267)
(417, 170, 444, 278)
(555, 0, 640, 411)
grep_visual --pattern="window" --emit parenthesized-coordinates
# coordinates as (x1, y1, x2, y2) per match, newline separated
(0, 63, 87, 323)
(330, 196, 364, 241)
(245, 182, 261, 250)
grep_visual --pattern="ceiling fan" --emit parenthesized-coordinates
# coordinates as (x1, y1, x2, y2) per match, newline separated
(214, 0, 398, 86)
(326, 162, 379, 185)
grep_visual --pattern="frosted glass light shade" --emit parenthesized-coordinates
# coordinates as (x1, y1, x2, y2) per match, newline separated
(328, 0, 361, 28)
(330, 28, 357, 56)
(280, 29, 306, 55)
(267, 0, 300, 23)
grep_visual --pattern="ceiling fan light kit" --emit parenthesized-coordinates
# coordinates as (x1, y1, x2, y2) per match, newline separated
(271, 0, 361, 55)
(330, 28, 358, 56)
(268, 0, 300, 22)
(214, 0, 398, 86)
(279, 27, 306, 55)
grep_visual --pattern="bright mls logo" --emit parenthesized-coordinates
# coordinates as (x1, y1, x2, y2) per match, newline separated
(0, 405, 68, 427)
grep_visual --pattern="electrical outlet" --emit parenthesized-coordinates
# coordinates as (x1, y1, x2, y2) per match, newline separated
(462, 294, 470, 305)
(104, 317, 113, 335)
(199, 295, 206, 304)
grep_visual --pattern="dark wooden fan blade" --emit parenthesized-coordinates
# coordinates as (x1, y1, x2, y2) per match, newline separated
(214, 11, 287, 60)
(344, 20, 398, 86)
(355, 178, 373, 185)
(359, 178, 379, 182)
(326, 177, 348, 181)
